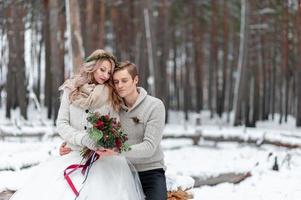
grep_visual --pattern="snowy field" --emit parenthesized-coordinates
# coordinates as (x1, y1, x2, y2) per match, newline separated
(1, 109, 301, 199)
(1, 134, 301, 199)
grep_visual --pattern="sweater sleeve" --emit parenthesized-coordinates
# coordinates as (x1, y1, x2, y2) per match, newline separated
(122, 101, 165, 158)
(56, 90, 86, 146)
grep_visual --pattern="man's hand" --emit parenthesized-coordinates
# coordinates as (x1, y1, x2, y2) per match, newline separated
(95, 148, 118, 157)
(59, 142, 72, 156)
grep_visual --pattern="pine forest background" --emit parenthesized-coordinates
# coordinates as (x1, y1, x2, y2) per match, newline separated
(0, 0, 301, 127)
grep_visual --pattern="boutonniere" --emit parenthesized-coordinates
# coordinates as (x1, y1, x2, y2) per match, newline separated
(131, 117, 140, 124)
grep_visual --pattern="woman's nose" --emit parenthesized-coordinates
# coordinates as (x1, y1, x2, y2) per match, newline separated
(104, 73, 110, 79)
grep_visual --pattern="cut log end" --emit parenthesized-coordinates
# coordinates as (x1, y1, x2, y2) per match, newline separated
(167, 189, 193, 200)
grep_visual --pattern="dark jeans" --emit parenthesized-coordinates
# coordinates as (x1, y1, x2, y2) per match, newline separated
(138, 168, 167, 200)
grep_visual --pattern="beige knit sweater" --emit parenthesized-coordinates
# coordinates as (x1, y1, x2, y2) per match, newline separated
(120, 87, 166, 172)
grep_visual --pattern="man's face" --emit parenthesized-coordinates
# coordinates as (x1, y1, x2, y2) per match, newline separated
(113, 69, 138, 98)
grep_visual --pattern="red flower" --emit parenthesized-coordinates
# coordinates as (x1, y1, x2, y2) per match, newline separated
(95, 120, 104, 128)
(105, 115, 110, 121)
(115, 138, 122, 150)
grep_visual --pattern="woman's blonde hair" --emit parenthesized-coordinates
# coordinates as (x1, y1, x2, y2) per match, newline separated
(64, 49, 121, 111)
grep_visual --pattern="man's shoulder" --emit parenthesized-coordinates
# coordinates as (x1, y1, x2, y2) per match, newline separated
(145, 95, 165, 109)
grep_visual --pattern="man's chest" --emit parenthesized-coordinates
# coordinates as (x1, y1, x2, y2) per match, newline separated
(119, 112, 146, 142)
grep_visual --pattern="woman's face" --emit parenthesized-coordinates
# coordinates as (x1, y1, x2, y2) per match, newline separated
(113, 69, 138, 98)
(93, 60, 112, 84)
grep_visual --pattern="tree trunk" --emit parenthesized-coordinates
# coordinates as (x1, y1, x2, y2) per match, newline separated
(282, 1, 289, 123)
(171, 22, 179, 110)
(227, 24, 239, 122)
(252, 41, 260, 127)
(49, 0, 65, 122)
(192, 1, 204, 112)
(220, 0, 229, 117)
(43, 0, 52, 119)
(297, 0, 301, 126)
(208, 0, 218, 118)
(234, 0, 250, 126)
(155, 0, 169, 121)
(5, 3, 15, 118)
(6, 2, 28, 119)
(66, 0, 84, 74)
(143, 1, 156, 96)
(84, 0, 105, 55)
(14, 2, 28, 119)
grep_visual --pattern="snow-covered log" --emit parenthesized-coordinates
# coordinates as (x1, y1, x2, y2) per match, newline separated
(0, 190, 14, 200)
(197, 133, 301, 149)
(164, 129, 301, 149)
(163, 134, 202, 145)
(192, 172, 251, 187)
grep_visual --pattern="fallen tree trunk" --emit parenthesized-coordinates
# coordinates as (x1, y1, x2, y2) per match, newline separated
(192, 171, 251, 187)
(199, 134, 301, 149)
(163, 129, 301, 149)
(0, 190, 14, 200)
(0, 163, 39, 172)
(167, 189, 193, 200)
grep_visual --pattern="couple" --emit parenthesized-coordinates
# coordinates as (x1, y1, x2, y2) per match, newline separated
(10, 49, 167, 200)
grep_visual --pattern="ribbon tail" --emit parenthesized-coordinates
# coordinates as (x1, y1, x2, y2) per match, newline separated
(82, 152, 99, 184)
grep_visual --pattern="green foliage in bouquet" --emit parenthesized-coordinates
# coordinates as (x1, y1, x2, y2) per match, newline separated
(81, 111, 131, 159)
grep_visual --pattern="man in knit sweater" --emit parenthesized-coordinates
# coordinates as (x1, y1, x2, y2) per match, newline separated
(112, 61, 167, 200)
(60, 61, 167, 200)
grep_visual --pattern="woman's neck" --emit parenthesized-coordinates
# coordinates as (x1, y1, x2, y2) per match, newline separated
(124, 89, 139, 108)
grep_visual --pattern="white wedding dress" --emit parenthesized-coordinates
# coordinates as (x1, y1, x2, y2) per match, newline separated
(9, 151, 145, 200)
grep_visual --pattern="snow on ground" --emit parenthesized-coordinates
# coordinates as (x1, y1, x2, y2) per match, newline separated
(163, 139, 301, 200)
(1, 136, 301, 200)
(192, 166, 301, 200)
(1, 109, 301, 199)
(0, 138, 62, 191)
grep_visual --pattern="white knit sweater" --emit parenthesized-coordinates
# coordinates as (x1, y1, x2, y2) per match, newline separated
(56, 88, 118, 151)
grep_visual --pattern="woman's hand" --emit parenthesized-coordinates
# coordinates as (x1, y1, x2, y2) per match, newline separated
(59, 142, 72, 156)
(95, 148, 119, 157)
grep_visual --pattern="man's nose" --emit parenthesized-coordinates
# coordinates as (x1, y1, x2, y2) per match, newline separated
(117, 83, 123, 89)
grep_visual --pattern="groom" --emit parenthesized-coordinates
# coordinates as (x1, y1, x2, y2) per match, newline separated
(60, 61, 167, 200)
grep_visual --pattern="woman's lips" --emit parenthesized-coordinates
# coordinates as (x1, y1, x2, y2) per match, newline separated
(98, 78, 106, 83)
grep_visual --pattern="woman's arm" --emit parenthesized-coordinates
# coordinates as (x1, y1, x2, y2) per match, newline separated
(56, 90, 87, 146)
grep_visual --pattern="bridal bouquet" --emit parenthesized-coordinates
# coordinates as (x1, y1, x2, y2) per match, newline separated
(81, 111, 131, 158)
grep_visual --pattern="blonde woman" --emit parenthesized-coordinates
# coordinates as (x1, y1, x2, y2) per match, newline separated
(10, 50, 144, 200)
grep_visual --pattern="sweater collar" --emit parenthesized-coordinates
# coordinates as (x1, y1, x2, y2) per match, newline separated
(121, 87, 147, 112)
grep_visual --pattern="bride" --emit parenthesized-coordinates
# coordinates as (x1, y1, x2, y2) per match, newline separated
(9, 49, 144, 200)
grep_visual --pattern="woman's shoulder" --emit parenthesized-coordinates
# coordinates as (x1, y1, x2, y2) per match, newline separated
(94, 84, 109, 93)
(59, 78, 76, 91)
